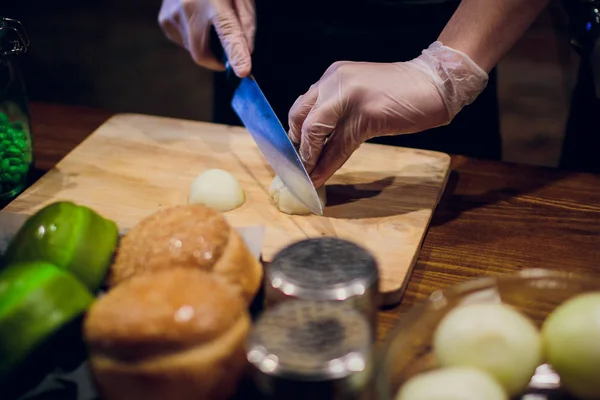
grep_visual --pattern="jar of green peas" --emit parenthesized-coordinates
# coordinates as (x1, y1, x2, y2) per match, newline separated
(0, 17, 32, 202)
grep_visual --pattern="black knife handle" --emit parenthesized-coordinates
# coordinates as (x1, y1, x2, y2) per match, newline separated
(209, 25, 241, 88)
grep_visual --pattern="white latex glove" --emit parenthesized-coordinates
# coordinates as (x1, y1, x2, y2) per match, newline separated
(158, 0, 255, 77)
(288, 41, 489, 188)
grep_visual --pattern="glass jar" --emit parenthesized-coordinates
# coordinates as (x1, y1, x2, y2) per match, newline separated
(0, 17, 32, 202)
(376, 268, 600, 400)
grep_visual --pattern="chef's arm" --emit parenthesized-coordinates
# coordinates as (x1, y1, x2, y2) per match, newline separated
(290, 0, 551, 186)
(437, 0, 552, 72)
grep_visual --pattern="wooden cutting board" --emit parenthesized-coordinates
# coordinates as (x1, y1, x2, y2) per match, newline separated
(1, 113, 451, 306)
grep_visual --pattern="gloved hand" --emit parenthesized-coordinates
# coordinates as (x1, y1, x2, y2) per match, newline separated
(158, 0, 255, 77)
(288, 41, 489, 188)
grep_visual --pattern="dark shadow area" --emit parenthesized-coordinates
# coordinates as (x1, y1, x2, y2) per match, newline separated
(29, 166, 48, 184)
(1, 314, 88, 400)
(325, 176, 395, 207)
(324, 171, 444, 220)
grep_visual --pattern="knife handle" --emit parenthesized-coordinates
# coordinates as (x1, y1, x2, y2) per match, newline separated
(209, 25, 241, 87)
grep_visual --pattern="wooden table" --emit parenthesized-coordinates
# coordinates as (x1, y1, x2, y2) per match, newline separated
(14, 102, 600, 343)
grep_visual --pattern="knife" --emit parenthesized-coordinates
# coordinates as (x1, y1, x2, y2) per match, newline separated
(209, 28, 323, 216)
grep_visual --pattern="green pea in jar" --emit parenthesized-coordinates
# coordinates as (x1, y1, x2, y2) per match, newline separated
(0, 17, 32, 202)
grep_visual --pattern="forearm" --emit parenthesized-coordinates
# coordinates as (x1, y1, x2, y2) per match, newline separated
(437, 0, 551, 72)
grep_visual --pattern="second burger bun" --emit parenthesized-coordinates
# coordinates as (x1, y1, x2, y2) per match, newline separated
(109, 204, 263, 303)
(84, 268, 251, 400)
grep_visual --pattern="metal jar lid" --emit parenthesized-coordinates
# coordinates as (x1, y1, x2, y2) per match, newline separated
(246, 300, 373, 400)
(266, 236, 379, 300)
(265, 236, 380, 333)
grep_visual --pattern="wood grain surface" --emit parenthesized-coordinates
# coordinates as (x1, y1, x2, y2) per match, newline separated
(1, 112, 451, 306)
(5, 103, 600, 343)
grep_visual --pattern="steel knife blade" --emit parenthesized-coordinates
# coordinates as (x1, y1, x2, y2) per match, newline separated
(210, 29, 323, 215)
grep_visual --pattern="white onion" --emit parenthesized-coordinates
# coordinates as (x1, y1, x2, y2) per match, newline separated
(188, 169, 245, 212)
(396, 366, 508, 400)
(433, 302, 542, 396)
(541, 292, 600, 400)
(269, 176, 326, 215)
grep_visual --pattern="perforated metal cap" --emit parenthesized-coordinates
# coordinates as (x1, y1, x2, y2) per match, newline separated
(267, 237, 379, 301)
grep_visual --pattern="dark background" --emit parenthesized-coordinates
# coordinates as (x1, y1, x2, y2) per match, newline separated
(3, 0, 214, 122)
(1, 0, 581, 167)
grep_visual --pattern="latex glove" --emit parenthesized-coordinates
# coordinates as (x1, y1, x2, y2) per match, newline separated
(288, 41, 488, 188)
(158, 0, 255, 77)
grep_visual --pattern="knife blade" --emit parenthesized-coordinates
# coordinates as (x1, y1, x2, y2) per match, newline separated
(209, 28, 323, 216)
